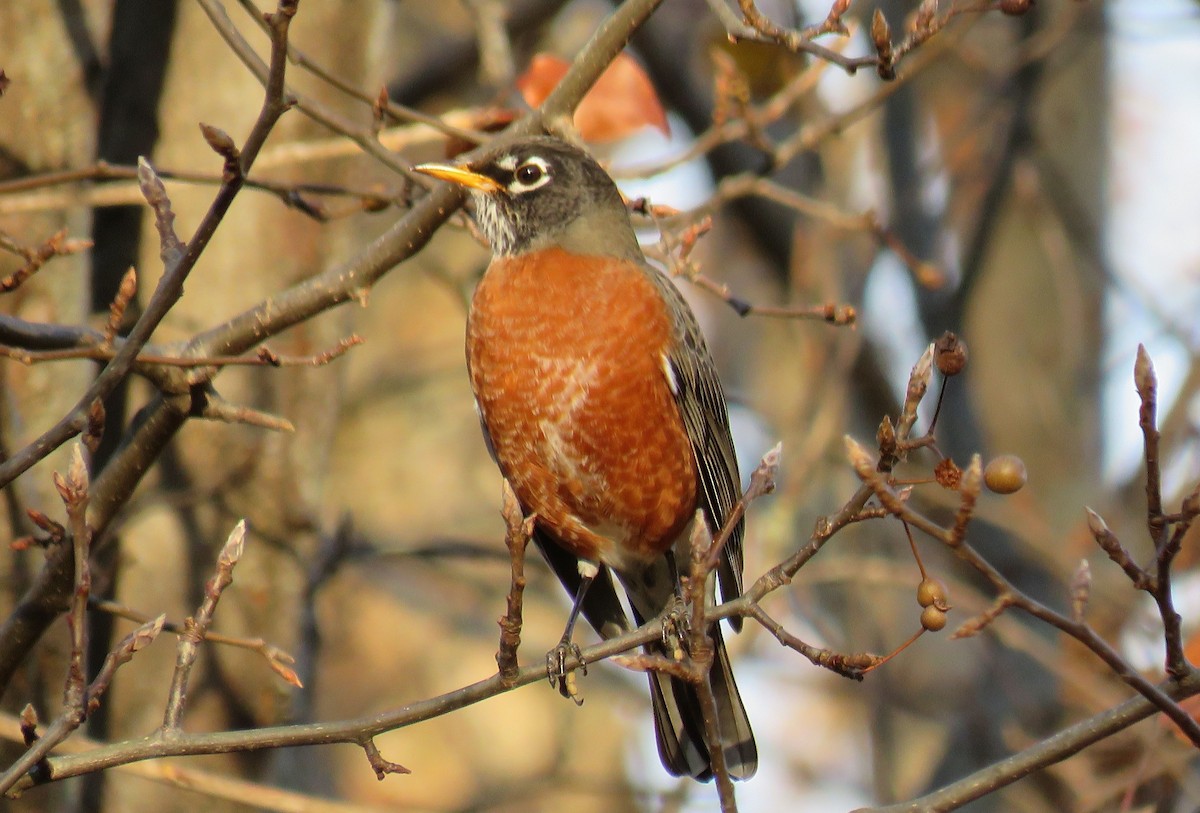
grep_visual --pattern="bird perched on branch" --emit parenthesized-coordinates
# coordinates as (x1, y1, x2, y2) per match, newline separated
(416, 135, 756, 781)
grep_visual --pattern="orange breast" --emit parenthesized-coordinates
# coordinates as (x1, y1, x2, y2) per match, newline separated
(466, 247, 698, 570)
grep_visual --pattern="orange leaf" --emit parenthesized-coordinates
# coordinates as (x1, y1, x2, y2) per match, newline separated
(517, 53, 669, 143)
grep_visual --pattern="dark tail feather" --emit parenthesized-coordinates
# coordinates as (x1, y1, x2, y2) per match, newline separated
(536, 532, 756, 780)
(648, 623, 757, 781)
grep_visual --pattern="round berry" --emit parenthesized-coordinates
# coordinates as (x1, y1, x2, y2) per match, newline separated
(985, 454, 1028, 494)
(921, 606, 948, 632)
(917, 577, 948, 609)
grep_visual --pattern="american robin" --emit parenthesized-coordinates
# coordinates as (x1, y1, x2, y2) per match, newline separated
(416, 135, 757, 781)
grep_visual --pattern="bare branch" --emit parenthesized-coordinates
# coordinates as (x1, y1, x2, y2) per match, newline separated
(0, 708, 380, 812)
(197, 394, 295, 433)
(745, 603, 872, 679)
(162, 521, 247, 731)
(0, 229, 92, 292)
(703, 443, 779, 575)
(1085, 507, 1149, 588)
(1135, 344, 1165, 545)
(859, 671, 1200, 812)
(685, 516, 737, 808)
(496, 480, 533, 682)
(90, 598, 300, 688)
(138, 158, 185, 268)
(54, 444, 92, 721)
(362, 738, 410, 780)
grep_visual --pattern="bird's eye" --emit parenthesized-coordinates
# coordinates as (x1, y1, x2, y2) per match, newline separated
(507, 156, 552, 193)
(516, 162, 543, 185)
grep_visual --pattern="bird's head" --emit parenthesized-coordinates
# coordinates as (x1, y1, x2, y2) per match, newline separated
(415, 135, 639, 258)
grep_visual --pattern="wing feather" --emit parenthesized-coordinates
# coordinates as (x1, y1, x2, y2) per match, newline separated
(645, 268, 745, 620)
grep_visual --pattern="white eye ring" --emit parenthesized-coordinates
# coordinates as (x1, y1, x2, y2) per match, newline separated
(509, 156, 552, 193)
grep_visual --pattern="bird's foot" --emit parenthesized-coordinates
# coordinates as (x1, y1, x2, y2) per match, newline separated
(546, 638, 586, 705)
(661, 596, 691, 661)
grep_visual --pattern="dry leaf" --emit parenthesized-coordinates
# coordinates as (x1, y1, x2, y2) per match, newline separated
(517, 52, 669, 143)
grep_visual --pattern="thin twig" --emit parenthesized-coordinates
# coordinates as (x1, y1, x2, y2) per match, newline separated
(233, 0, 489, 145)
(1135, 345, 1165, 546)
(0, 334, 364, 370)
(0, 160, 392, 219)
(0, 229, 92, 292)
(361, 738, 410, 780)
(1084, 508, 1149, 589)
(496, 480, 533, 682)
(161, 521, 247, 731)
(1133, 345, 1192, 679)
(56, 444, 92, 721)
(198, 0, 417, 181)
(89, 598, 300, 688)
(0, 707, 385, 813)
(686, 271, 857, 324)
(703, 443, 780, 576)
(858, 670, 1200, 812)
(745, 603, 873, 678)
(686, 517, 737, 810)
(198, 393, 295, 432)
(0, 615, 164, 795)
(714, 0, 874, 74)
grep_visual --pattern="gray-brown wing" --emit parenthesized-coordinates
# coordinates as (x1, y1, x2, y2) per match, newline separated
(643, 267, 745, 618)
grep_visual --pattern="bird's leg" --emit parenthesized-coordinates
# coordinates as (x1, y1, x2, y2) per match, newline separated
(547, 560, 595, 704)
(661, 550, 690, 658)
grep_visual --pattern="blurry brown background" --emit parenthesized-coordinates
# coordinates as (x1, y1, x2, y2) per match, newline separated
(2, 0, 1198, 811)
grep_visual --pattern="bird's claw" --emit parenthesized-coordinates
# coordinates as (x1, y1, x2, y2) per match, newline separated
(546, 639, 586, 705)
(662, 597, 690, 660)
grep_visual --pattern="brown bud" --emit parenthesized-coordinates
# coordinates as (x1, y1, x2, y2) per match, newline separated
(871, 9, 896, 79)
(19, 703, 38, 745)
(934, 331, 968, 376)
(1134, 343, 1157, 402)
(844, 435, 876, 474)
(84, 398, 105, 456)
(984, 454, 1028, 494)
(1084, 506, 1110, 537)
(877, 415, 897, 457)
(199, 123, 237, 158)
(27, 509, 63, 535)
(914, 0, 939, 32)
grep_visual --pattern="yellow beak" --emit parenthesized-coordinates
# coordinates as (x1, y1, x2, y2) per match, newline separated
(413, 162, 502, 193)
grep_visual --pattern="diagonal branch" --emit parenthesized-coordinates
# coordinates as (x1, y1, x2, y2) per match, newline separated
(858, 669, 1200, 813)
